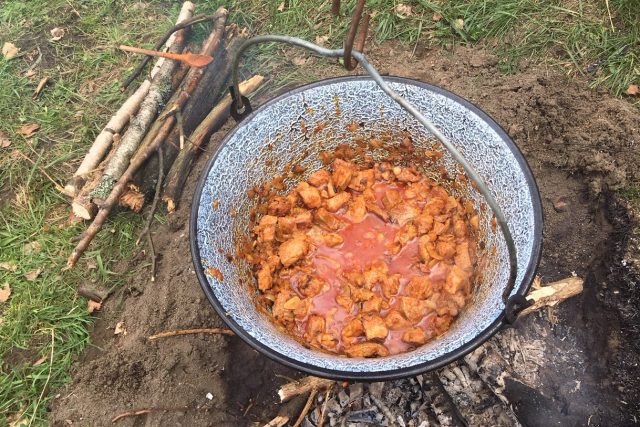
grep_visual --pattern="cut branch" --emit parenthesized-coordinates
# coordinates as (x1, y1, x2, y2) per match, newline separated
(278, 376, 335, 403)
(148, 327, 234, 341)
(519, 276, 583, 316)
(162, 74, 264, 212)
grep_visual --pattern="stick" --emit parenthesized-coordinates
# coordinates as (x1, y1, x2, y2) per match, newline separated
(292, 389, 318, 427)
(317, 388, 331, 427)
(63, 3, 194, 198)
(605, 0, 615, 32)
(422, 372, 467, 427)
(147, 327, 234, 341)
(162, 74, 264, 212)
(136, 147, 164, 245)
(121, 10, 225, 90)
(111, 406, 191, 423)
(519, 276, 583, 316)
(90, 15, 192, 203)
(262, 415, 289, 427)
(278, 376, 335, 403)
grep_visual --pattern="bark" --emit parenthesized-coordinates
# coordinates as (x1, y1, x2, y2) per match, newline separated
(162, 74, 265, 212)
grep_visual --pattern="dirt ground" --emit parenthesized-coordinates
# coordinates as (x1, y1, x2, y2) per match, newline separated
(49, 41, 640, 426)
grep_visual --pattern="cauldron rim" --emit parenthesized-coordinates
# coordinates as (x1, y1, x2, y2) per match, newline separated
(190, 75, 543, 381)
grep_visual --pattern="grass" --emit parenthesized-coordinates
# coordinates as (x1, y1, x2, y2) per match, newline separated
(0, 0, 638, 425)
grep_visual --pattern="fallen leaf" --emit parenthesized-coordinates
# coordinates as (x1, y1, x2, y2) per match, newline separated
(277, 1, 285, 12)
(50, 27, 66, 41)
(394, 3, 413, 16)
(33, 356, 47, 366)
(18, 123, 40, 137)
(32, 76, 50, 99)
(24, 268, 42, 281)
(0, 130, 11, 148)
(87, 300, 102, 313)
(22, 240, 42, 255)
(315, 35, 329, 46)
(9, 417, 28, 427)
(86, 258, 97, 270)
(25, 69, 37, 78)
(627, 84, 639, 96)
(432, 12, 443, 22)
(114, 321, 126, 335)
(0, 282, 11, 302)
(2, 42, 20, 60)
(453, 18, 465, 30)
(0, 261, 18, 272)
(292, 56, 307, 66)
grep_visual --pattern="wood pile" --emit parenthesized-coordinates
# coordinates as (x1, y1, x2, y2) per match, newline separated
(62, 2, 264, 274)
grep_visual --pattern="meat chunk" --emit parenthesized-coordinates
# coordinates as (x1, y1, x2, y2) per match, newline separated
(362, 296, 383, 313)
(308, 169, 330, 187)
(278, 237, 309, 267)
(402, 328, 427, 346)
(345, 342, 389, 358)
(389, 203, 421, 225)
(436, 234, 457, 258)
(363, 261, 388, 288)
(444, 265, 469, 294)
(306, 315, 325, 340)
(314, 207, 344, 231)
(348, 169, 375, 192)
(255, 215, 278, 243)
(362, 315, 388, 341)
(381, 274, 400, 298)
(296, 182, 322, 208)
(382, 189, 402, 210)
(276, 217, 295, 241)
(348, 195, 367, 222)
(332, 159, 355, 190)
(424, 197, 446, 215)
(392, 223, 417, 253)
(292, 208, 312, 227)
(455, 241, 473, 271)
(325, 192, 351, 212)
(336, 286, 354, 310)
(366, 201, 390, 221)
(384, 310, 410, 330)
(404, 276, 433, 299)
(393, 166, 420, 182)
(319, 333, 338, 350)
(415, 213, 434, 234)
(418, 235, 431, 263)
(400, 296, 430, 321)
(257, 262, 273, 291)
(267, 196, 291, 216)
(297, 276, 325, 298)
(307, 227, 343, 247)
(453, 218, 467, 238)
(341, 318, 364, 345)
(350, 286, 375, 302)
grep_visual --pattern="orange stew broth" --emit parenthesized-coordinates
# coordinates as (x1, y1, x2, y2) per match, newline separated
(247, 160, 478, 358)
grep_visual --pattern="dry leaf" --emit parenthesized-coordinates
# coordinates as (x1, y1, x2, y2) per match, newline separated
(292, 56, 307, 66)
(86, 258, 97, 270)
(22, 240, 42, 255)
(50, 27, 66, 41)
(277, 1, 285, 12)
(0, 261, 18, 272)
(18, 123, 40, 137)
(0, 130, 11, 148)
(315, 35, 329, 46)
(25, 69, 36, 78)
(432, 12, 443, 22)
(9, 417, 28, 427)
(394, 4, 413, 16)
(33, 356, 47, 366)
(0, 282, 11, 302)
(2, 42, 20, 60)
(627, 84, 639, 96)
(33, 76, 50, 99)
(24, 268, 42, 281)
(453, 18, 465, 30)
(87, 300, 102, 313)
(114, 321, 126, 335)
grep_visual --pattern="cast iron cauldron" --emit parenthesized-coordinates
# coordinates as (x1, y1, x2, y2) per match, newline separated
(190, 76, 543, 380)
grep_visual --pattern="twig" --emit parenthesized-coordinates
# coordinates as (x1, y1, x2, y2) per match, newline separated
(369, 394, 397, 427)
(292, 389, 318, 427)
(317, 388, 332, 427)
(278, 376, 335, 403)
(28, 328, 54, 427)
(147, 327, 234, 341)
(177, 110, 186, 149)
(263, 415, 289, 427)
(605, 0, 615, 32)
(111, 406, 191, 423)
(121, 10, 226, 90)
(136, 147, 164, 246)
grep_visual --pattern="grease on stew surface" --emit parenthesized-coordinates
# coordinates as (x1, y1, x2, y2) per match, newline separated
(242, 158, 480, 358)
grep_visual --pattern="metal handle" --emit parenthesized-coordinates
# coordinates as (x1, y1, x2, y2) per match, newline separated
(230, 35, 519, 305)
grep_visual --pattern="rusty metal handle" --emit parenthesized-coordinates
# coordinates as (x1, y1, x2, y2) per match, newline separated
(229, 35, 519, 305)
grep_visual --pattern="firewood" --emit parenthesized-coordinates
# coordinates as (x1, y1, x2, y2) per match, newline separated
(162, 74, 265, 212)
(91, 7, 228, 207)
(422, 372, 467, 427)
(63, 2, 195, 198)
(119, 184, 145, 213)
(263, 395, 308, 427)
(278, 376, 335, 403)
(518, 276, 583, 316)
